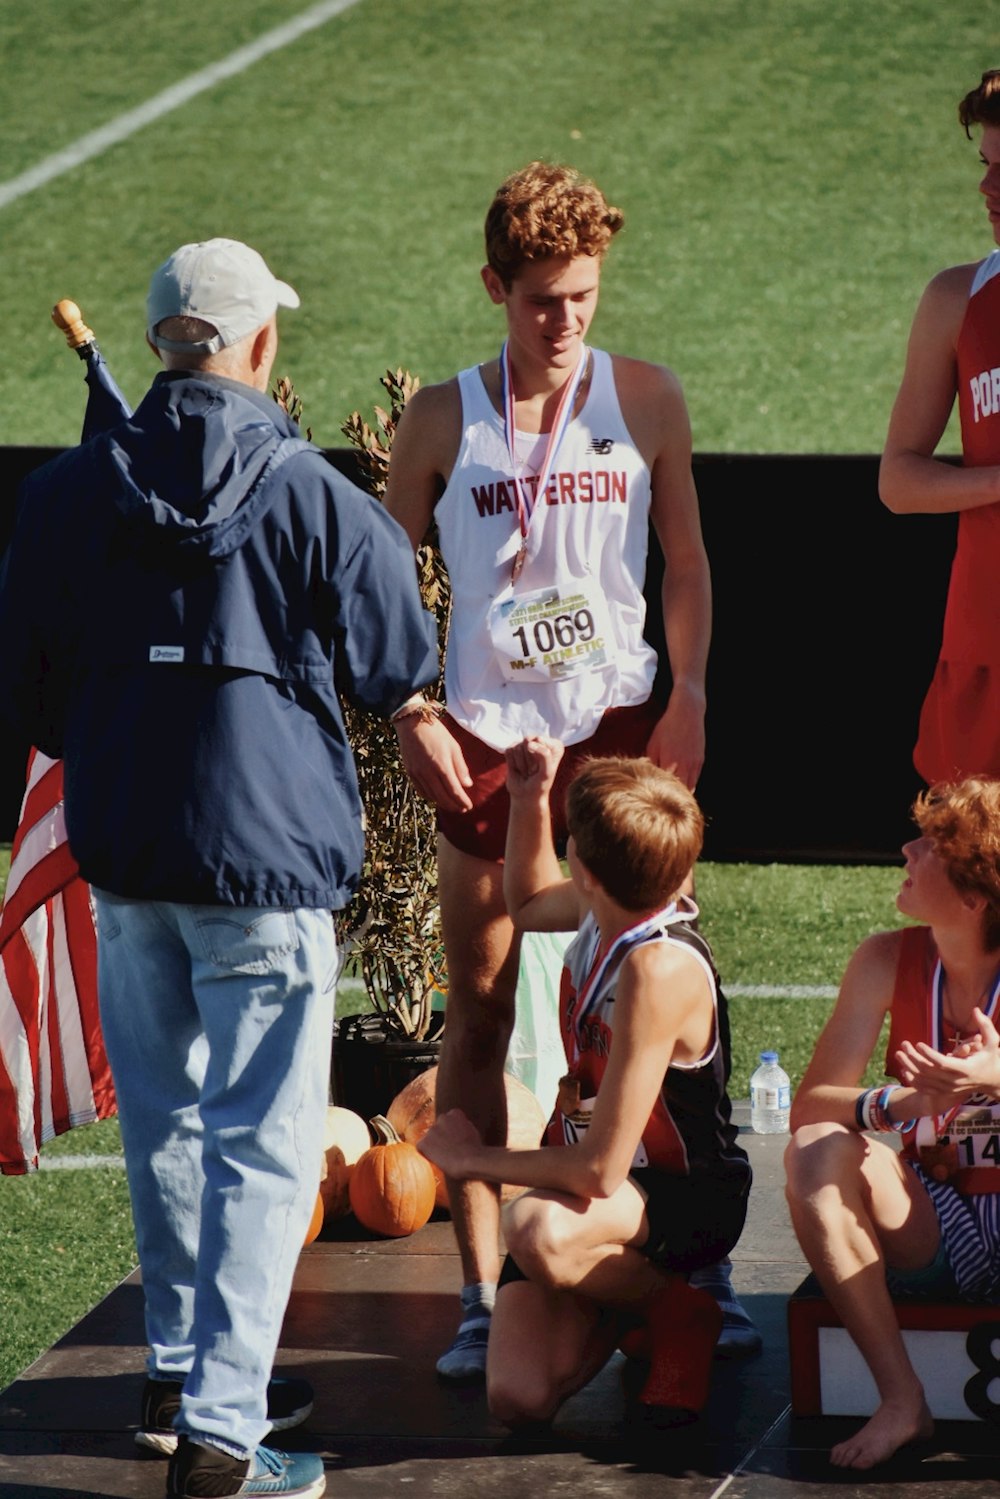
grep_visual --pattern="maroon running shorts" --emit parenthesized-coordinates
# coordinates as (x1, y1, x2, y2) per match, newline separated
(436, 699, 662, 863)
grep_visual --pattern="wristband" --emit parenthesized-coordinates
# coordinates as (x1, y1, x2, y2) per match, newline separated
(859, 1084, 916, 1134)
(887, 1085, 917, 1127)
(878, 1084, 917, 1134)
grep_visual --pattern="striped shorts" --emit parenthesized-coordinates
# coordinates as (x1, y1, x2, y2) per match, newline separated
(906, 1160, 1000, 1303)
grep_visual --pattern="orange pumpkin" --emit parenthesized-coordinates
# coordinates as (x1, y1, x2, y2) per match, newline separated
(319, 1105, 372, 1220)
(302, 1191, 325, 1247)
(386, 1069, 448, 1207)
(348, 1115, 437, 1238)
(387, 1065, 547, 1209)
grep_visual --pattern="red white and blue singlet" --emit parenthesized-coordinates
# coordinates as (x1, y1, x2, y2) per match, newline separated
(546, 902, 749, 1190)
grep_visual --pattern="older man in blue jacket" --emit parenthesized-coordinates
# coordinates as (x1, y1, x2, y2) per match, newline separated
(0, 238, 437, 1499)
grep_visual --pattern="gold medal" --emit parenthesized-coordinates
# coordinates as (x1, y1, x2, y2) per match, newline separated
(557, 1073, 582, 1117)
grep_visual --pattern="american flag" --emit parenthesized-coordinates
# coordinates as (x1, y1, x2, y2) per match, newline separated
(0, 750, 114, 1174)
(0, 307, 129, 1173)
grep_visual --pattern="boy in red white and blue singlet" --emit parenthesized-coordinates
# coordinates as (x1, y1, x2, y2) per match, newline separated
(419, 738, 750, 1425)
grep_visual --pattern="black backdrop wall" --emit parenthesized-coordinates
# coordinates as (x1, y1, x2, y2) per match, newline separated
(0, 448, 956, 861)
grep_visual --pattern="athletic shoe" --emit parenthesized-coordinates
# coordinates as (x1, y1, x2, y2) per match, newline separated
(138, 1377, 314, 1455)
(435, 1283, 495, 1381)
(166, 1438, 325, 1498)
(714, 1296, 765, 1359)
(688, 1260, 763, 1360)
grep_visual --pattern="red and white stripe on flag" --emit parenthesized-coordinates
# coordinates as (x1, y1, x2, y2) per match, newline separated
(0, 750, 115, 1174)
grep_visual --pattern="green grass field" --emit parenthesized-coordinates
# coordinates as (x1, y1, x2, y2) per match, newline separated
(1, 0, 996, 453)
(0, 0, 977, 1401)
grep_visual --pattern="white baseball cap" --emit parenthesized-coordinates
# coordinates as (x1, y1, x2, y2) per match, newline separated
(147, 237, 300, 353)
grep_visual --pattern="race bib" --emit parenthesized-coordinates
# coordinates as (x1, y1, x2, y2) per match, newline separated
(488, 580, 612, 684)
(916, 1104, 1000, 1178)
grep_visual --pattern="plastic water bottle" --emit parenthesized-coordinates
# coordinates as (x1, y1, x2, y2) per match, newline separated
(749, 1050, 791, 1134)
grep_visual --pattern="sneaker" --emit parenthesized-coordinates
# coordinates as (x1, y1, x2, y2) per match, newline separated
(138, 1377, 314, 1455)
(166, 1438, 325, 1498)
(688, 1260, 763, 1361)
(714, 1296, 764, 1359)
(435, 1283, 495, 1381)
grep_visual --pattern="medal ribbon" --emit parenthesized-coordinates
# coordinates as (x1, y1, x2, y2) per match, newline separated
(497, 339, 589, 574)
(927, 957, 1000, 1136)
(565, 902, 684, 1072)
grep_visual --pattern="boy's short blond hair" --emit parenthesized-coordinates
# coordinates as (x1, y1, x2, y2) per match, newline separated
(484, 162, 624, 287)
(565, 757, 703, 913)
(914, 778, 1000, 949)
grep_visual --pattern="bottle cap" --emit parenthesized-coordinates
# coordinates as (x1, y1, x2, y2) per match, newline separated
(759, 1050, 778, 1063)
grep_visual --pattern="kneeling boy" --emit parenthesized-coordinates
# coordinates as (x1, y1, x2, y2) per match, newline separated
(419, 737, 751, 1423)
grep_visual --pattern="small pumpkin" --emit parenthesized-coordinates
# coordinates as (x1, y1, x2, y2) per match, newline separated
(348, 1115, 437, 1238)
(302, 1190, 325, 1247)
(386, 1069, 448, 1208)
(319, 1105, 372, 1220)
(387, 1065, 547, 1209)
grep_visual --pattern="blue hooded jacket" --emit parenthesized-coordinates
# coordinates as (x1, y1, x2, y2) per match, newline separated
(0, 370, 438, 908)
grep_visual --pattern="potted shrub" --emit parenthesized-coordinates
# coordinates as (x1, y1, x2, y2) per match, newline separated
(278, 372, 452, 1120)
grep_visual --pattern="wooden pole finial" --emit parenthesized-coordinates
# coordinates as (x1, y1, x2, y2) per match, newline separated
(52, 299, 95, 351)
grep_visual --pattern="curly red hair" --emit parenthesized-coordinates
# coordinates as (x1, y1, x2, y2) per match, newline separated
(484, 162, 624, 287)
(914, 777, 1000, 948)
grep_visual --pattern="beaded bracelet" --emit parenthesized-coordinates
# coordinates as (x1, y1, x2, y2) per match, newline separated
(390, 696, 444, 726)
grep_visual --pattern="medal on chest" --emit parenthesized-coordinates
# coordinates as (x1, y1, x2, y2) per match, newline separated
(495, 339, 589, 582)
(916, 958, 1000, 1182)
(487, 342, 617, 684)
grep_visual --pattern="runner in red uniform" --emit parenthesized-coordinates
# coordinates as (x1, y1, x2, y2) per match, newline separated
(786, 777, 1000, 1469)
(882, 71, 1000, 781)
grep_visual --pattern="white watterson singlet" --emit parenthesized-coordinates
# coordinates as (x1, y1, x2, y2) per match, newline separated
(435, 348, 656, 750)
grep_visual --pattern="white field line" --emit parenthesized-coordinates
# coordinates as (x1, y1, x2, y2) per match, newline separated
(0, 0, 363, 213)
(728, 984, 837, 999)
(38, 1153, 126, 1171)
(34, 980, 834, 1171)
(336, 977, 838, 1001)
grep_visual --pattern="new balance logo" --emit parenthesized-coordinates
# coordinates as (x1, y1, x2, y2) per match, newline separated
(588, 437, 614, 454)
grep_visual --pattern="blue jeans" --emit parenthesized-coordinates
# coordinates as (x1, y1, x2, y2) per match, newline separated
(94, 893, 336, 1458)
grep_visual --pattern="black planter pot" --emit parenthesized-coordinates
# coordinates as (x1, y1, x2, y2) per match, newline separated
(332, 1011, 444, 1122)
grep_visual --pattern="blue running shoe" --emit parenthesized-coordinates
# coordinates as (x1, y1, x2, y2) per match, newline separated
(436, 1283, 495, 1381)
(166, 1438, 325, 1497)
(688, 1258, 763, 1360)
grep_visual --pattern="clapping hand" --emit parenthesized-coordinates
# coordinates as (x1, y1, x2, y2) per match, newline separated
(895, 1006, 1000, 1108)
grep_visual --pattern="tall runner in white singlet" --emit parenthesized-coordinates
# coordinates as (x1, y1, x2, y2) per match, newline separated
(385, 163, 757, 1378)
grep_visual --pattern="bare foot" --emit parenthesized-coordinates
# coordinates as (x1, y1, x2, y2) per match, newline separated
(829, 1395, 934, 1469)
